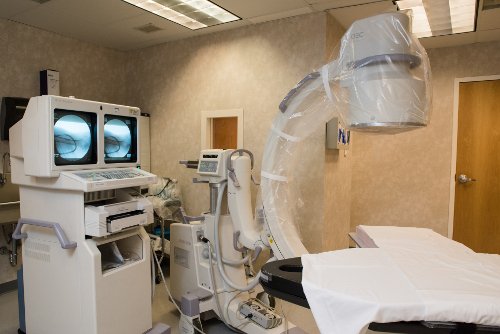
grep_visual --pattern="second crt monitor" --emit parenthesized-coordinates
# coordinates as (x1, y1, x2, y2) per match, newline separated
(104, 114, 138, 163)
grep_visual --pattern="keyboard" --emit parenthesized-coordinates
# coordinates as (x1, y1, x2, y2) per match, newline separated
(74, 169, 148, 181)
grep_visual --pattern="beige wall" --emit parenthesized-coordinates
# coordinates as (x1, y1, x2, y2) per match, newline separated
(323, 13, 351, 251)
(126, 13, 329, 253)
(0, 19, 128, 106)
(0, 18, 127, 284)
(350, 41, 500, 236)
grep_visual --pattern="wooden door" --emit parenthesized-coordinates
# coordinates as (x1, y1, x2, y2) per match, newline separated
(453, 79, 500, 254)
(212, 117, 237, 149)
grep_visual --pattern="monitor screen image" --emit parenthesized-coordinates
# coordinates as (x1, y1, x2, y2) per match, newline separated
(53, 109, 97, 166)
(104, 115, 137, 163)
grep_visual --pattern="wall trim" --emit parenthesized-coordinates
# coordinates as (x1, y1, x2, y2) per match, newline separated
(447, 74, 500, 238)
(200, 109, 244, 150)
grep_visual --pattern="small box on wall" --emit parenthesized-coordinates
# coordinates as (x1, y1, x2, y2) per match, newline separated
(40, 69, 60, 96)
(326, 117, 350, 150)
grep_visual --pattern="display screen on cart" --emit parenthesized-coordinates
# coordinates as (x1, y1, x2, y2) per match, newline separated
(104, 114, 137, 163)
(53, 109, 97, 166)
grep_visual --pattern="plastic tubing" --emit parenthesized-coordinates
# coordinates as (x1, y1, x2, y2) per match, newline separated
(207, 242, 231, 328)
(214, 181, 261, 291)
(210, 251, 251, 266)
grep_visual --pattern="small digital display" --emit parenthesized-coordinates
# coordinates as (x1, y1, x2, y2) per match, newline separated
(104, 115, 137, 163)
(54, 109, 97, 166)
(199, 161, 218, 173)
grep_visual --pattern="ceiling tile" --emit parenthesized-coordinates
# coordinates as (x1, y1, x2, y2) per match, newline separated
(248, 7, 313, 24)
(61, 0, 146, 27)
(210, 0, 308, 19)
(328, 1, 397, 28)
(2, 0, 498, 51)
(11, 0, 97, 36)
(0, 0, 40, 19)
(477, 7, 500, 30)
(187, 19, 249, 37)
(419, 31, 477, 49)
(476, 28, 500, 43)
(309, 0, 384, 10)
(88, 14, 190, 50)
(115, 19, 249, 50)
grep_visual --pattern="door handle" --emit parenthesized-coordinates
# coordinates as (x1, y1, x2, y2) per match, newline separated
(457, 174, 477, 184)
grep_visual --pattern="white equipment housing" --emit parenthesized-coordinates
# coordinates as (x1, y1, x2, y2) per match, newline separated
(171, 149, 302, 334)
(10, 96, 165, 334)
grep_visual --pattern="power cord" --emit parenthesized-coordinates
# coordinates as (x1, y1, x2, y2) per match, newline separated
(151, 178, 172, 197)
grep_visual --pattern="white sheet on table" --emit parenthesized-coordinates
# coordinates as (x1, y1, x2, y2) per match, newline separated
(301, 226, 500, 334)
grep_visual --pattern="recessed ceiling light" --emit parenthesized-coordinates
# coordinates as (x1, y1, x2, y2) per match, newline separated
(396, 0, 476, 38)
(122, 0, 240, 30)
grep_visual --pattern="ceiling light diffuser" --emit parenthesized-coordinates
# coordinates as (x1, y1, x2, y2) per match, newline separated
(396, 0, 476, 38)
(123, 0, 240, 30)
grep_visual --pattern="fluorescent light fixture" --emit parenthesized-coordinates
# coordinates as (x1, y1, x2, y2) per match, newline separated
(123, 0, 240, 30)
(396, 0, 476, 38)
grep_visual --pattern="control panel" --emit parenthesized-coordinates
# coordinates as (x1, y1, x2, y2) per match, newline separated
(63, 167, 157, 192)
(198, 160, 219, 174)
(197, 151, 223, 176)
(195, 149, 233, 184)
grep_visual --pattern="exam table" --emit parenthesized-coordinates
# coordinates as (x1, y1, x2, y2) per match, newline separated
(259, 227, 500, 334)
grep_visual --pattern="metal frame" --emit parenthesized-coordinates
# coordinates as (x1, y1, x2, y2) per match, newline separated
(200, 108, 244, 150)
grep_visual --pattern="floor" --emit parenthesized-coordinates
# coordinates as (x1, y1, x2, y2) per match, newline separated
(0, 264, 392, 334)
(0, 290, 17, 334)
(0, 275, 323, 334)
(152, 278, 322, 334)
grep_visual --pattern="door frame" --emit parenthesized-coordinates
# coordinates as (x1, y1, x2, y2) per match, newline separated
(447, 74, 500, 238)
(200, 108, 244, 150)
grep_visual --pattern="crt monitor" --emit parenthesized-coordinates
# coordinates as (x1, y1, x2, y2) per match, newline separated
(53, 109, 97, 166)
(104, 114, 137, 163)
(9, 96, 141, 178)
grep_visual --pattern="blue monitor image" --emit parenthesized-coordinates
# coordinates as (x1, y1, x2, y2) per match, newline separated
(53, 109, 97, 166)
(104, 115, 137, 163)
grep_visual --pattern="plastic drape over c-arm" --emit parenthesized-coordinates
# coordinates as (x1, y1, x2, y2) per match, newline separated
(259, 12, 432, 259)
(260, 67, 340, 259)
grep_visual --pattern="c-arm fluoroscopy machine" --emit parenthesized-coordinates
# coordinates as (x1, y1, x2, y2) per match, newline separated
(171, 12, 431, 334)
(10, 96, 170, 334)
